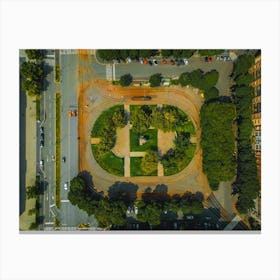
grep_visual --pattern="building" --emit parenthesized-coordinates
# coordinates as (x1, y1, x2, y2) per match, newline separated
(249, 53, 261, 184)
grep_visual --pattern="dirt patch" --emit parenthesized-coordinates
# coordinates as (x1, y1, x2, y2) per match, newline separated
(158, 130, 176, 156)
(112, 126, 130, 158)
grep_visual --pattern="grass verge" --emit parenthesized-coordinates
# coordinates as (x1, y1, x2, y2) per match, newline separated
(91, 145, 124, 176)
(55, 65, 60, 83)
(55, 93, 61, 208)
(35, 95, 40, 121)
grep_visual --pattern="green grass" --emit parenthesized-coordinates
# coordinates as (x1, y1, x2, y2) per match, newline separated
(185, 120, 195, 136)
(163, 144, 196, 176)
(92, 145, 124, 176)
(35, 95, 40, 121)
(91, 105, 123, 137)
(130, 129, 158, 152)
(55, 65, 60, 83)
(130, 157, 158, 176)
(55, 93, 61, 208)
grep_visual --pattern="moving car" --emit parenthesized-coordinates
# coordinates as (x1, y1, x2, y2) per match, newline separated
(62, 156, 66, 163)
(40, 160, 44, 166)
(64, 182, 68, 190)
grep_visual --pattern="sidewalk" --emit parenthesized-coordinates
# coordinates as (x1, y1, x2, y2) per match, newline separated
(19, 95, 37, 230)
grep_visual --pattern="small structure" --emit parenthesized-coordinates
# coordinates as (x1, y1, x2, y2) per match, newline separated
(139, 136, 147, 146)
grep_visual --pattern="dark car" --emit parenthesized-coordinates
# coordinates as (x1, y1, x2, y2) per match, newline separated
(131, 96, 152, 101)
(40, 140, 44, 147)
(148, 60, 153, 65)
(205, 56, 208, 62)
(62, 156, 66, 163)
(170, 59, 175, 65)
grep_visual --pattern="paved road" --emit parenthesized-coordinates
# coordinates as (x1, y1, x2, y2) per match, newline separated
(41, 56, 56, 225)
(60, 54, 98, 227)
(91, 54, 233, 96)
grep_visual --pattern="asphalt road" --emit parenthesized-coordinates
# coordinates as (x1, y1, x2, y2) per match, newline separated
(60, 54, 98, 227)
(91, 54, 233, 96)
(40, 56, 56, 225)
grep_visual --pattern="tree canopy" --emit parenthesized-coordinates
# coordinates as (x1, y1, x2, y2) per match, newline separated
(25, 49, 43, 61)
(120, 74, 133, 87)
(149, 73, 162, 87)
(200, 102, 236, 190)
(20, 61, 44, 96)
(233, 54, 254, 77)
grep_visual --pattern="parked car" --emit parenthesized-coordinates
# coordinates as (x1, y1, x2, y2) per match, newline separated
(62, 156, 66, 163)
(152, 59, 158, 66)
(139, 58, 144, 64)
(208, 56, 212, 62)
(51, 155, 55, 161)
(204, 56, 208, 62)
(183, 58, 189, 65)
(143, 59, 148, 65)
(148, 60, 153, 65)
(126, 57, 132, 63)
(40, 127, 44, 133)
(40, 160, 44, 166)
(162, 59, 167, 64)
(170, 59, 175, 65)
(40, 140, 44, 148)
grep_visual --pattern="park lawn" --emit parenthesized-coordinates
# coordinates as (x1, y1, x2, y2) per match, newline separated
(91, 145, 124, 176)
(91, 105, 124, 137)
(163, 144, 196, 176)
(130, 129, 158, 152)
(185, 120, 195, 136)
(130, 157, 158, 177)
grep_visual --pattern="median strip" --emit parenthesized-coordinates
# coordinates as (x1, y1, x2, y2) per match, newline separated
(55, 93, 61, 209)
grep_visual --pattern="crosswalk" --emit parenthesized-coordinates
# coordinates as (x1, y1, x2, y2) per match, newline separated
(105, 64, 115, 81)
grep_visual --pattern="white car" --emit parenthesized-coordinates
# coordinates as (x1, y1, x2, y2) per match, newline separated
(64, 182, 68, 190)
(183, 58, 189, 65)
(40, 160, 44, 166)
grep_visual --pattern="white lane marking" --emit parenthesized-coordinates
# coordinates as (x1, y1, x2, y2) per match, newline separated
(61, 200, 69, 202)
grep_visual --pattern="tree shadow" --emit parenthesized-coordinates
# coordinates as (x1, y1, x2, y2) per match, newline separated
(192, 191, 204, 202)
(108, 181, 139, 204)
(142, 184, 170, 203)
(78, 170, 94, 188)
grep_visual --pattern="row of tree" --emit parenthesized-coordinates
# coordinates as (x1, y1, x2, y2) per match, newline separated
(68, 175, 204, 228)
(231, 54, 259, 214)
(20, 50, 45, 96)
(178, 69, 220, 101)
(200, 102, 236, 190)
